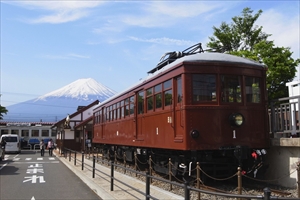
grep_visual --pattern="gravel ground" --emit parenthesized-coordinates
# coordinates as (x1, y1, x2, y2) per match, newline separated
(87, 154, 299, 200)
(113, 161, 300, 199)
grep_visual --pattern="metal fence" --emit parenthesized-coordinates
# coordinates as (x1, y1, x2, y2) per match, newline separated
(63, 148, 299, 200)
(269, 95, 300, 138)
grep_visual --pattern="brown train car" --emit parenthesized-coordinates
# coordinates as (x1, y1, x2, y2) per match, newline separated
(93, 43, 269, 178)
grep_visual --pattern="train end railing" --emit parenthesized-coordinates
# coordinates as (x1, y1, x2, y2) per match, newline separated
(269, 95, 300, 139)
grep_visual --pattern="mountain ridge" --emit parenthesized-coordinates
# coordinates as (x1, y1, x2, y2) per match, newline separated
(3, 78, 116, 122)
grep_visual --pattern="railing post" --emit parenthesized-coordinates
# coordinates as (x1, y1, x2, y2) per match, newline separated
(184, 181, 190, 200)
(146, 172, 150, 200)
(263, 187, 271, 200)
(169, 158, 172, 191)
(297, 162, 300, 198)
(270, 100, 275, 137)
(74, 152, 76, 166)
(123, 152, 126, 174)
(114, 151, 117, 169)
(197, 162, 201, 200)
(93, 156, 95, 178)
(237, 167, 242, 196)
(149, 156, 152, 183)
(69, 150, 71, 162)
(134, 152, 137, 177)
(110, 161, 114, 191)
(82, 152, 84, 170)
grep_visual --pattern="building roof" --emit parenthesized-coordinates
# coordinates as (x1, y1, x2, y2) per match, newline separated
(52, 100, 99, 128)
(74, 116, 93, 129)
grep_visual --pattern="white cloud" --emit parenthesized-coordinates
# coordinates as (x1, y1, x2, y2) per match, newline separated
(42, 53, 90, 60)
(5, 1, 105, 24)
(128, 36, 194, 46)
(258, 9, 300, 58)
(119, 1, 230, 28)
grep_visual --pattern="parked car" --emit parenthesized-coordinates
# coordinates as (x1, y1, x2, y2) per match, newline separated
(0, 134, 21, 153)
(28, 138, 40, 149)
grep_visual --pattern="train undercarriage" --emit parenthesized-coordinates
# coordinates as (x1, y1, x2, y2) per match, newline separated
(95, 144, 268, 182)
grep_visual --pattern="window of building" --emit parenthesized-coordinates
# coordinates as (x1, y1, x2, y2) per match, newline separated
(21, 130, 29, 137)
(1, 130, 9, 135)
(246, 77, 261, 103)
(51, 130, 56, 137)
(42, 130, 49, 137)
(11, 129, 19, 135)
(192, 74, 216, 102)
(221, 75, 242, 103)
(32, 130, 39, 137)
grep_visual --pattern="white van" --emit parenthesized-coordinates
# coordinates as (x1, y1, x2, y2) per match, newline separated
(0, 134, 21, 153)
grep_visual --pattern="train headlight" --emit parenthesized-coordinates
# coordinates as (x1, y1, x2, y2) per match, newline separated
(190, 130, 200, 139)
(229, 113, 244, 127)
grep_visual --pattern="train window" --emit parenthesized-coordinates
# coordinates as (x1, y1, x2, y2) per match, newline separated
(130, 96, 134, 115)
(163, 79, 172, 107)
(155, 84, 162, 93)
(147, 88, 153, 112)
(125, 98, 130, 117)
(120, 100, 124, 118)
(164, 89, 172, 106)
(106, 107, 109, 121)
(221, 75, 242, 103)
(155, 93, 162, 109)
(147, 88, 153, 96)
(245, 77, 261, 103)
(116, 102, 120, 119)
(164, 79, 172, 89)
(138, 91, 144, 114)
(154, 84, 162, 109)
(192, 74, 216, 102)
(177, 77, 182, 103)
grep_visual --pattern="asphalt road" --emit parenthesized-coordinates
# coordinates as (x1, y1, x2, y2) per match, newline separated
(0, 150, 101, 200)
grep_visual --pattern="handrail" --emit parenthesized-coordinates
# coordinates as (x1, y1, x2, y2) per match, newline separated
(269, 95, 300, 138)
(63, 148, 298, 200)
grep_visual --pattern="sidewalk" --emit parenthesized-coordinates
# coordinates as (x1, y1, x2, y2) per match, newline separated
(53, 150, 184, 200)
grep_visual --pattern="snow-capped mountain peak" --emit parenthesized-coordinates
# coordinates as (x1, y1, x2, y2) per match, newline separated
(36, 78, 116, 101)
(3, 78, 117, 122)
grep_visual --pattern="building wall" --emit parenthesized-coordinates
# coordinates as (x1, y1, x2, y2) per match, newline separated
(0, 123, 56, 141)
(265, 145, 300, 188)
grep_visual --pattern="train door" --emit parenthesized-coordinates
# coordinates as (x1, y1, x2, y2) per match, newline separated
(136, 90, 144, 140)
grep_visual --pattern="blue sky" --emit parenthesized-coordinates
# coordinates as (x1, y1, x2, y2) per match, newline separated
(1, 1, 299, 107)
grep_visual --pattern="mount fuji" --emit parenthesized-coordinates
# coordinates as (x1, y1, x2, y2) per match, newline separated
(3, 78, 117, 122)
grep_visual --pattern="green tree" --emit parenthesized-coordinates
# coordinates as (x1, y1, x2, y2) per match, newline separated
(0, 105, 8, 120)
(207, 7, 270, 52)
(207, 7, 299, 101)
(231, 41, 299, 101)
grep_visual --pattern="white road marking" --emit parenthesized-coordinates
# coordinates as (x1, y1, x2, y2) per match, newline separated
(0, 163, 8, 170)
(31, 196, 35, 200)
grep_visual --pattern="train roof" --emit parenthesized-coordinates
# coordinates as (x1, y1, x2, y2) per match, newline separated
(94, 51, 266, 110)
